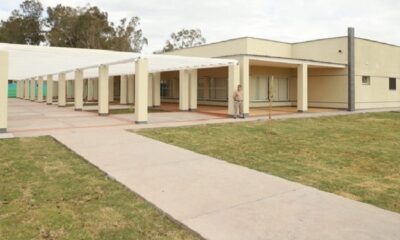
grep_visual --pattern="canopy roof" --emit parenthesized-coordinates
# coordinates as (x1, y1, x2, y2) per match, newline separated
(0, 43, 237, 81)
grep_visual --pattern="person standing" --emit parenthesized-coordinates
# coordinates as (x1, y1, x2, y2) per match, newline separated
(233, 84, 244, 119)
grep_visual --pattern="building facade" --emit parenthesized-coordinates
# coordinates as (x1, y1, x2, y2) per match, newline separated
(163, 28, 400, 112)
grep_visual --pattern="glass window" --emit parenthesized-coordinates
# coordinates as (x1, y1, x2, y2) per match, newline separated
(161, 79, 176, 98)
(362, 76, 371, 85)
(389, 78, 396, 90)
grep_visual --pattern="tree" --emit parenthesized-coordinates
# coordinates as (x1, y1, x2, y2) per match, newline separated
(0, 0, 45, 45)
(160, 28, 206, 53)
(46, 4, 147, 52)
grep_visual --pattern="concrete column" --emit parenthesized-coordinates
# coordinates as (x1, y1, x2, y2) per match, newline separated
(74, 69, 84, 111)
(37, 76, 44, 102)
(98, 65, 109, 116)
(148, 74, 153, 107)
(46, 75, 53, 105)
(58, 73, 66, 107)
(189, 69, 198, 111)
(0, 51, 8, 133)
(24, 80, 29, 100)
(120, 75, 128, 104)
(87, 78, 94, 101)
(239, 57, 250, 116)
(228, 64, 240, 116)
(109, 76, 114, 102)
(297, 64, 308, 112)
(30, 78, 36, 101)
(179, 70, 190, 111)
(134, 58, 149, 123)
(153, 72, 161, 107)
(93, 78, 99, 100)
(128, 75, 135, 104)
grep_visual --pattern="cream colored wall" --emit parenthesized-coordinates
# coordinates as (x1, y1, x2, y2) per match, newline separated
(292, 37, 348, 64)
(164, 38, 248, 58)
(247, 38, 292, 58)
(355, 38, 400, 109)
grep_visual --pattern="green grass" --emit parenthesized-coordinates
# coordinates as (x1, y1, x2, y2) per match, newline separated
(0, 137, 200, 240)
(139, 112, 400, 213)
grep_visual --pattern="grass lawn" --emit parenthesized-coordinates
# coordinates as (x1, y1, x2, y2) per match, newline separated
(0, 137, 200, 240)
(139, 112, 400, 213)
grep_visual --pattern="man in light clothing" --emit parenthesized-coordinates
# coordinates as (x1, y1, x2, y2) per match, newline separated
(233, 84, 244, 119)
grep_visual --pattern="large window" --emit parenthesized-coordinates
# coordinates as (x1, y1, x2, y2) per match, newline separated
(250, 76, 289, 101)
(198, 77, 228, 101)
(389, 78, 397, 90)
(161, 79, 177, 98)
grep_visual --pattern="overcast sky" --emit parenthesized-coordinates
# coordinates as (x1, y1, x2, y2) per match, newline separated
(0, 0, 399, 53)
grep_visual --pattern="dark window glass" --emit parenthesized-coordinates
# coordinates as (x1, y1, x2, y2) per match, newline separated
(389, 78, 396, 90)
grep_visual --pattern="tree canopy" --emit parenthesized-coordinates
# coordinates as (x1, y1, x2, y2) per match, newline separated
(0, 0, 148, 52)
(160, 28, 206, 53)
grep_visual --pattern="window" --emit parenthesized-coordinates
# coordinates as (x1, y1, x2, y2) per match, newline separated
(389, 78, 397, 90)
(160, 79, 177, 98)
(198, 77, 228, 101)
(362, 76, 370, 85)
(250, 76, 289, 101)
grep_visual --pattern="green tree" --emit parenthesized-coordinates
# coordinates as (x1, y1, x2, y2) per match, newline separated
(0, 0, 45, 45)
(160, 28, 206, 53)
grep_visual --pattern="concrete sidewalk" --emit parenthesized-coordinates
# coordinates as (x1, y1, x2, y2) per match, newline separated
(52, 128, 400, 240)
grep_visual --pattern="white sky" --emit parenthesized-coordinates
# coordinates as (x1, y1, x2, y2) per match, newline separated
(0, 0, 399, 53)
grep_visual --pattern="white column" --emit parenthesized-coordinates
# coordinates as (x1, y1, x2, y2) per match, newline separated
(109, 76, 114, 102)
(30, 78, 36, 101)
(93, 78, 99, 100)
(179, 70, 190, 111)
(87, 78, 94, 101)
(37, 76, 44, 102)
(46, 75, 53, 105)
(228, 64, 240, 116)
(239, 57, 250, 116)
(128, 75, 135, 104)
(98, 65, 109, 115)
(148, 73, 153, 107)
(153, 72, 161, 107)
(120, 75, 128, 104)
(24, 80, 29, 100)
(0, 51, 8, 133)
(297, 64, 308, 112)
(135, 58, 149, 123)
(189, 69, 198, 111)
(74, 69, 84, 111)
(58, 73, 66, 107)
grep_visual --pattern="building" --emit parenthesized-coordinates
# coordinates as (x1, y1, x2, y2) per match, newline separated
(163, 28, 400, 113)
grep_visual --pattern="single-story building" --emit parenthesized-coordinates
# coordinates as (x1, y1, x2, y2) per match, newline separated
(1, 27, 399, 133)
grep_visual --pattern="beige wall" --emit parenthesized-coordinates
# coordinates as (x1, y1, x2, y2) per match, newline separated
(355, 39, 400, 109)
(247, 38, 292, 58)
(292, 37, 348, 64)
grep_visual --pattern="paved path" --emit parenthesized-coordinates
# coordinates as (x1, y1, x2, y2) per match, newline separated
(52, 128, 400, 240)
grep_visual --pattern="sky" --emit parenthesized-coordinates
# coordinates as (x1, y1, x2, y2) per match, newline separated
(0, 0, 399, 53)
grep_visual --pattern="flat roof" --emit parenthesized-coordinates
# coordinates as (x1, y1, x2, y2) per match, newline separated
(0, 43, 237, 81)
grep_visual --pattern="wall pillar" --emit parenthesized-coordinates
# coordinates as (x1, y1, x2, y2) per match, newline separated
(128, 75, 134, 104)
(189, 69, 198, 111)
(153, 72, 161, 107)
(348, 27, 356, 111)
(134, 58, 149, 123)
(148, 74, 153, 107)
(0, 51, 8, 133)
(297, 64, 308, 112)
(228, 64, 240, 116)
(93, 78, 99, 100)
(109, 76, 114, 102)
(239, 57, 250, 116)
(46, 75, 53, 105)
(74, 69, 84, 111)
(37, 76, 44, 102)
(120, 75, 128, 104)
(58, 73, 67, 107)
(24, 79, 29, 100)
(98, 65, 109, 115)
(30, 78, 36, 101)
(179, 70, 190, 111)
